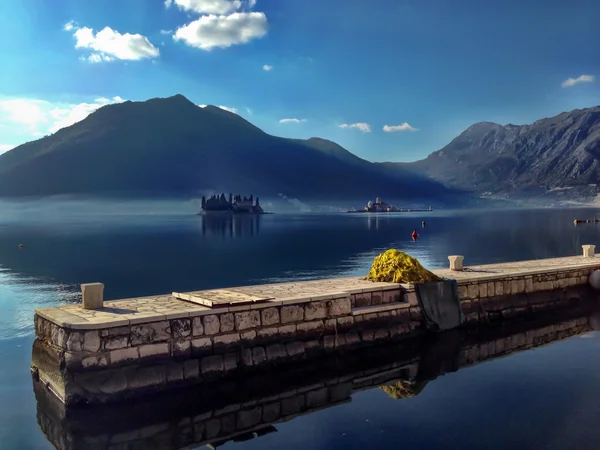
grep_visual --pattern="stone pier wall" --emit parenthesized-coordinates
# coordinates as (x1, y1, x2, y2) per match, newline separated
(34, 311, 593, 450)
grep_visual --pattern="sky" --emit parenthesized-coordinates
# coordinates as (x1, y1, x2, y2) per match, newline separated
(0, 0, 599, 162)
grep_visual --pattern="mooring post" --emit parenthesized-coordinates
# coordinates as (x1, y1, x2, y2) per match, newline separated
(448, 255, 464, 271)
(582, 245, 596, 258)
(81, 283, 105, 310)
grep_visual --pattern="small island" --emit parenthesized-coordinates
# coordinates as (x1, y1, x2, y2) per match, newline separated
(198, 193, 271, 215)
(347, 197, 433, 213)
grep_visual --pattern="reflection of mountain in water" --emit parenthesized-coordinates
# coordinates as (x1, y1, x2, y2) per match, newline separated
(201, 214, 261, 239)
(34, 306, 596, 450)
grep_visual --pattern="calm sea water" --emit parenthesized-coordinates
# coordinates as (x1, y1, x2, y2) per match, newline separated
(2, 200, 600, 449)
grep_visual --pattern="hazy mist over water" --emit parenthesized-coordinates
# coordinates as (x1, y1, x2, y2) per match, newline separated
(2, 199, 600, 449)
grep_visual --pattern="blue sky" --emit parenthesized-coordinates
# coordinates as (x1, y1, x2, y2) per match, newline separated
(0, 0, 599, 162)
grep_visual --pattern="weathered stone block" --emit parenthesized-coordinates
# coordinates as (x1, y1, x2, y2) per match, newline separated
(252, 347, 267, 364)
(66, 331, 84, 351)
(371, 292, 383, 305)
(110, 347, 139, 364)
(191, 337, 212, 353)
(517, 279, 526, 293)
(374, 329, 389, 340)
(203, 315, 220, 335)
(457, 285, 468, 299)
(324, 319, 337, 331)
(81, 355, 108, 368)
(51, 326, 68, 348)
(200, 355, 223, 374)
(304, 302, 327, 320)
(261, 307, 280, 326)
(337, 316, 354, 328)
(525, 278, 534, 293)
(81, 282, 104, 310)
(478, 283, 488, 298)
(223, 353, 238, 371)
(235, 310, 260, 330)
(108, 326, 130, 336)
(382, 289, 401, 304)
(467, 284, 479, 299)
(219, 313, 234, 333)
(171, 319, 192, 339)
(173, 339, 191, 357)
(205, 419, 221, 439)
(495, 281, 504, 296)
(323, 335, 336, 348)
(278, 324, 297, 335)
(281, 305, 304, 323)
(327, 297, 351, 317)
(282, 395, 305, 416)
(192, 317, 204, 336)
(139, 342, 169, 358)
(214, 333, 240, 346)
(306, 387, 329, 408)
(344, 331, 360, 345)
(286, 341, 305, 356)
(266, 343, 286, 360)
(166, 363, 184, 382)
(487, 282, 495, 297)
(305, 340, 320, 350)
(297, 320, 324, 333)
(184, 359, 200, 379)
(237, 407, 262, 429)
(131, 321, 170, 345)
(353, 293, 372, 307)
(103, 335, 129, 350)
(257, 327, 278, 338)
(240, 330, 257, 341)
(83, 331, 101, 352)
(242, 349, 253, 366)
(330, 383, 352, 402)
(262, 402, 281, 422)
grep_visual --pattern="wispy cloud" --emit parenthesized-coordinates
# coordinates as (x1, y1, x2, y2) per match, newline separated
(383, 122, 418, 132)
(0, 144, 15, 154)
(263, 64, 273, 71)
(339, 122, 371, 133)
(0, 96, 126, 136)
(197, 104, 238, 113)
(160, 29, 173, 35)
(561, 74, 595, 88)
(279, 118, 306, 123)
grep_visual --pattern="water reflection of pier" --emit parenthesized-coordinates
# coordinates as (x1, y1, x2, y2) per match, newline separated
(35, 307, 595, 449)
(201, 214, 261, 238)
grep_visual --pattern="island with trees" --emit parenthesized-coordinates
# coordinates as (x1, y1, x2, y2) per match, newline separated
(198, 193, 270, 215)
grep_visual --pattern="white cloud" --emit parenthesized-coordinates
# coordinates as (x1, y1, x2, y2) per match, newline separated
(245, 107, 253, 115)
(173, 12, 268, 50)
(70, 26, 160, 62)
(562, 74, 595, 88)
(197, 104, 238, 113)
(160, 29, 173, 35)
(382, 122, 418, 132)
(0, 144, 15, 154)
(263, 64, 273, 71)
(0, 96, 126, 136)
(171, 0, 242, 14)
(63, 20, 77, 32)
(279, 118, 306, 124)
(165, 0, 173, 7)
(339, 122, 371, 133)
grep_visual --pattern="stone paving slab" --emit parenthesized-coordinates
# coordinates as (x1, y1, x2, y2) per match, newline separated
(34, 254, 600, 330)
(172, 289, 274, 308)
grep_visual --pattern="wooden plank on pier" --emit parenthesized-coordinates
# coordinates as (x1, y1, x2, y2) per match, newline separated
(172, 289, 274, 308)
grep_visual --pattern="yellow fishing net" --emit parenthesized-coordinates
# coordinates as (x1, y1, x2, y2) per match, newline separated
(365, 249, 440, 284)
(380, 381, 429, 399)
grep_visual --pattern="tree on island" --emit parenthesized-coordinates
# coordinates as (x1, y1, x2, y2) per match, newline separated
(255, 197, 260, 207)
(201, 196, 206, 209)
(228, 193, 233, 205)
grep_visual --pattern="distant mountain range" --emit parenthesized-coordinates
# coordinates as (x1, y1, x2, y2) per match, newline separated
(398, 105, 600, 201)
(2, 94, 597, 204)
(0, 94, 458, 204)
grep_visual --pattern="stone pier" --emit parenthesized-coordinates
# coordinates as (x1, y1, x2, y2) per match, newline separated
(32, 252, 600, 405)
(34, 308, 595, 450)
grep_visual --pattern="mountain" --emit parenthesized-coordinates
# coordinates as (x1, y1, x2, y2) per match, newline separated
(0, 94, 459, 203)
(398, 106, 600, 200)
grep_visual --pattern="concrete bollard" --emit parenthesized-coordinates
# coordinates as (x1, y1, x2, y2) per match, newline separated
(582, 245, 596, 258)
(81, 283, 104, 310)
(448, 255, 464, 271)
